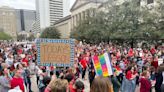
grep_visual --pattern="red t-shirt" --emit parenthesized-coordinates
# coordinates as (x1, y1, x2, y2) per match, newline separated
(69, 84, 76, 92)
(115, 66, 121, 71)
(80, 59, 87, 69)
(116, 51, 121, 59)
(69, 84, 84, 92)
(140, 78, 151, 92)
(128, 48, 134, 57)
(17, 49, 23, 55)
(50, 66, 54, 71)
(151, 61, 158, 69)
(124, 59, 128, 65)
(22, 58, 29, 66)
(126, 71, 132, 80)
(10, 77, 25, 92)
(150, 48, 156, 55)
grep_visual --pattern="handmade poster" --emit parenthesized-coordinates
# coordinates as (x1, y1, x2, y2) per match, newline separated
(92, 52, 113, 77)
(158, 58, 163, 65)
(36, 39, 75, 67)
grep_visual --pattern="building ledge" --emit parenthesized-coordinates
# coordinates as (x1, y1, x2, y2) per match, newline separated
(53, 15, 71, 25)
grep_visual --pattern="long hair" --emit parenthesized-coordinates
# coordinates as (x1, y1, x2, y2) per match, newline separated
(90, 76, 113, 92)
(125, 65, 132, 74)
(0, 68, 4, 76)
(157, 64, 164, 73)
(49, 79, 68, 92)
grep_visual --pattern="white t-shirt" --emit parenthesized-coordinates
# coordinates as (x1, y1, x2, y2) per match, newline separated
(139, 52, 143, 57)
(5, 58, 13, 66)
(8, 86, 22, 92)
(24, 48, 28, 52)
(29, 62, 35, 70)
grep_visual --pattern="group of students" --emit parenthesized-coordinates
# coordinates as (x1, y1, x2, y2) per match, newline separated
(0, 41, 164, 92)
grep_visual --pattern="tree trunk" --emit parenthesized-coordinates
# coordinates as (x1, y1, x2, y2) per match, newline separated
(131, 39, 134, 48)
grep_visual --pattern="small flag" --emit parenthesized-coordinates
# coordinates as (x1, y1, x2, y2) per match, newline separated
(92, 52, 113, 77)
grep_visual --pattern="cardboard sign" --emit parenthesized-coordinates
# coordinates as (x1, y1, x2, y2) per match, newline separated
(36, 39, 75, 67)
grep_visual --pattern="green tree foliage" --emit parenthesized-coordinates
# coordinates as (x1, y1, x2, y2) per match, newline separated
(17, 34, 26, 41)
(139, 0, 164, 39)
(0, 31, 12, 40)
(40, 27, 61, 39)
(71, 10, 107, 43)
(71, 0, 164, 43)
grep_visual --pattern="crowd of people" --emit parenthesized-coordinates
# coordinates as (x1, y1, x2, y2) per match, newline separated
(75, 42, 164, 92)
(0, 42, 37, 92)
(0, 41, 164, 92)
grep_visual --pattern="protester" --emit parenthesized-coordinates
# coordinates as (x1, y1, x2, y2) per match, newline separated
(10, 69, 25, 92)
(40, 76, 51, 92)
(45, 79, 69, 92)
(0, 41, 164, 92)
(35, 65, 41, 86)
(74, 80, 84, 92)
(65, 73, 75, 92)
(23, 63, 32, 92)
(140, 71, 152, 92)
(111, 70, 121, 92)
(155, 64, 164, 92)
(88, 57, 95, 86)
(79, 55, 87, 79)
(5, 54, 14, 67)
(121, 66, 137, 92)
(22, 55, 29, 66)
(88, 68, 95, 86)
(161, 65, 164, 92)
(0, 68, 12, 92)
(38, 68, 48, 92)
(90, 76, 113, 92)
(151, 56, 159, 69)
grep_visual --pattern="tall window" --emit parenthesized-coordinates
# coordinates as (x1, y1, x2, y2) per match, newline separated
(137, 0, 141, 6)
(147, 0, 154, 4)
(20, 10, 25, 31)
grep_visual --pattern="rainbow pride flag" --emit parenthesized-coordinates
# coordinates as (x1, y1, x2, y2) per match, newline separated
(92, 52, 113, 77)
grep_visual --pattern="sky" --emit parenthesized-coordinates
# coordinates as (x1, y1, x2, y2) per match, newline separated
(70, 0, 76, 9)
(0, 0, 76, 10)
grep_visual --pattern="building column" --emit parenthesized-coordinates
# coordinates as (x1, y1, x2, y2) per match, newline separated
(71, 16, 74, 31)
(79, 13, 81, 23)
(74, 14, 77, 27)
(84, 11, 87, 19)
(86, 9, 90, 17)
(76, 14, 78, 26)
(82, 11, 85, 20)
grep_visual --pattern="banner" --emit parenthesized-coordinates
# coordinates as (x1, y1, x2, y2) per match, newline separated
(36, 39, 75, 67)
(92, 52, 113, 77)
